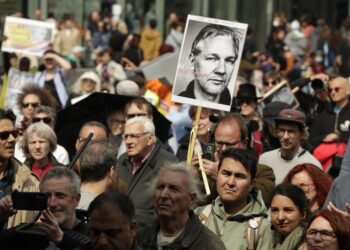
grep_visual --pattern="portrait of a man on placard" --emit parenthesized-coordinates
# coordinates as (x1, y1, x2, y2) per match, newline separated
(172, 15, 247, 111)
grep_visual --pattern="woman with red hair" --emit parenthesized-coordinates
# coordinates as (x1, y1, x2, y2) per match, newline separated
(283, 163, 332, 214)
(306, 210, 350, 250)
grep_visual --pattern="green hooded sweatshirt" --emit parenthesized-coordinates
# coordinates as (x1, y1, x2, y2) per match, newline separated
(196, 189, 273, 250)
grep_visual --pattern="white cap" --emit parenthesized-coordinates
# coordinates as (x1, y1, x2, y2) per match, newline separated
(116, 80, 140, 96)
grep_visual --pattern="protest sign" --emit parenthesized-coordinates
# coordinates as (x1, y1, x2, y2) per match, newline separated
(172, 15, 248, 112)
(2, 16, 54, 56)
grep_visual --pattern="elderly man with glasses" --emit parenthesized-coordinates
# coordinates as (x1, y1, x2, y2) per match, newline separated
(117, 116, 177, 229)
(0, 108, 39, 229)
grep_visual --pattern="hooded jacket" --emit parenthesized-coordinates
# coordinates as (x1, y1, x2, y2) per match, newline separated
(196, 189, 273, 250)
(140, 28, 162, 61)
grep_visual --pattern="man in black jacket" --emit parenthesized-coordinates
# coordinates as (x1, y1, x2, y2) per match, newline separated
(309, 76, 350, 149)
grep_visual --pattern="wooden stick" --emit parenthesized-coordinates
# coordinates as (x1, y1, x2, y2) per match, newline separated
(197, 152, 211, 195)
(258, 80, 287, 103)
(186, 106, 202, 166)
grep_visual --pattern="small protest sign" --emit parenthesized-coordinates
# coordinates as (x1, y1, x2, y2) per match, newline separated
(2, 16, 54, 56)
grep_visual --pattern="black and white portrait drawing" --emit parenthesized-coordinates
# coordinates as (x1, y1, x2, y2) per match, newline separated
(172, 15, 248, 111)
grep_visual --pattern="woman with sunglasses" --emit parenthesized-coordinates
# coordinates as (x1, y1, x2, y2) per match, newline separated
(270, 183, 309, 250)
(236, 83, 264, 157)
(19, 122, 64, 180)
(14, 105, 70, 166)
(306, 210, 350, 250)
(283, 163, 332, 215)
(16, 84, 58, 134)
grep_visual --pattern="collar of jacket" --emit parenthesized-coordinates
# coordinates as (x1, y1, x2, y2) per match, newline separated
(326, 99, 350, 113)
(146, 210, 203, 249)
(212, 188, 267, 221)
(123, 143, 161, 170)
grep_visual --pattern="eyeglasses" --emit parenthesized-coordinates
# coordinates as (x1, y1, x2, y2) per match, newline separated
(32, 117, 52, 124)
(22, 102, 40, 109)
(306, 229, 336, 240)
(328, 87, 340, 94)
(0, 130, 19, 140)
(215, 140, 241, 150)
(122, 132, 150, 140)
(126, 113, 149, 120)
(295, 183, 314, 192)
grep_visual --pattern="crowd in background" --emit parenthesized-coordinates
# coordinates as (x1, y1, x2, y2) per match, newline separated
(0, 7, 349, 250)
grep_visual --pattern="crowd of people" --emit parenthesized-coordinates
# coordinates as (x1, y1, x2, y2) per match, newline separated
(0, 8, 350, 250)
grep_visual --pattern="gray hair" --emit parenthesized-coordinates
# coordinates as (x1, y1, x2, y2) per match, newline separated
(20, 122, 57, 158)
(31, 105, 57, 125)
(40, 166, 81, 197)
(125, 116, 155, 135)
(152, 162, 205, 207)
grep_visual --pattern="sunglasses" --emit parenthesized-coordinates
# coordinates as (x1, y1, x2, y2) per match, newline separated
(22, 102, 40, 108)
(263, 80, 277, 86)
(32, 117, 52, 124)
(0, 130, 19, 140)
(238, 98, 255, 105)
(328, 87, 340, 93)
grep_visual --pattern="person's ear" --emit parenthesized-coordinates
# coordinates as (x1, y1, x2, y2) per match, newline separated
(130, 220, 138, 238)
(250, 178, 256, 192)
(188, 193, 196, 208)
(302, 209, 307, 220)
(242, 138, 249, 148)
(147, 134, 155, 146)
(74, 193, 81, 208)
(109, 165, 116, 178)
(189, 53, 195, 70)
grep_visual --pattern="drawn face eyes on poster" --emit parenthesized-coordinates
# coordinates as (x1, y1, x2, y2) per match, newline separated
(172, 15, 248, 112)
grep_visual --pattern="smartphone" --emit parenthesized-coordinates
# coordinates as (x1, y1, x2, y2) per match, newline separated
(12, 191, 48, 211)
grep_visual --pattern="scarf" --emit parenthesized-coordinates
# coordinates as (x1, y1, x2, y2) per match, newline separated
(273, 225, 304, 250)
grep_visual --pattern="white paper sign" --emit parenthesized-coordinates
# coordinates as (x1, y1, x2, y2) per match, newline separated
(171, 15, 248, 111)
(2, 16, 55, 56)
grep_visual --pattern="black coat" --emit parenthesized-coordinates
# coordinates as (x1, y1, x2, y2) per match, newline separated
(0, 218, 90, 250)
(309, 101, 350, 149)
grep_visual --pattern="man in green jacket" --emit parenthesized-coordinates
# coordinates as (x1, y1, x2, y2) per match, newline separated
(196, 148, 273, 250)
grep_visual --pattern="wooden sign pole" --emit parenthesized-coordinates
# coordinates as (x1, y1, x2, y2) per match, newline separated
(187, 106, 202, 166)
(186, 106, 211, 195)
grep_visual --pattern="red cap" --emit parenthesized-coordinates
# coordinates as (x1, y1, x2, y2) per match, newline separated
(274, 109, 306, 126)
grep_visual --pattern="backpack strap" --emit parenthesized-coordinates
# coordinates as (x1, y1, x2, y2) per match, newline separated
(247, 216, 264, 250)
(198, 204, 213, 224)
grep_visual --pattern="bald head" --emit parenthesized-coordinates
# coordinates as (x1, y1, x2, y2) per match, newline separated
(214, 113, 248, 156)
(329, 77, 350, 107)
